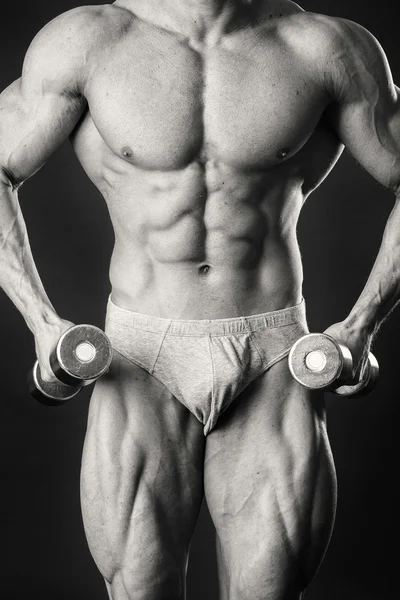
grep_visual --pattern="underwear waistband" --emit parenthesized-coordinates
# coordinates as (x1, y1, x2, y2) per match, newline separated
(106, 296, 307, 336)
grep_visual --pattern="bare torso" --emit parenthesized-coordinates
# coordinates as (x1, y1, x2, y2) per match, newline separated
(4, 3, 400, 598)
(70, 0, 344, 318)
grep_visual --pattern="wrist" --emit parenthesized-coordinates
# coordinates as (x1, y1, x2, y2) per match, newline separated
(24, 300, 61, 335)
(343, 308, 378, 338)
(0, 271, 60, 334)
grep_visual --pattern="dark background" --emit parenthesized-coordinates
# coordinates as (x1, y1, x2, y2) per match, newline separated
(0, 1, 399, 599)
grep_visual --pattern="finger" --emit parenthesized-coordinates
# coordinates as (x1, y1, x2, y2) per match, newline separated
(38, 364, 57, 383)
(352, 354, 369, 382)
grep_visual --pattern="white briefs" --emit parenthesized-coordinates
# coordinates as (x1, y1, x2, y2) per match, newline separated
(105, 297, 309, 435)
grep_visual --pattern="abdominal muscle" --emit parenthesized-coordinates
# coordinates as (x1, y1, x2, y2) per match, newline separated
(103, 159, 304, 319)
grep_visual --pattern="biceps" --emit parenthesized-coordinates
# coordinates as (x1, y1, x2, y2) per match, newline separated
(327, 88, 400, 192)
(0, 79, 85, 186)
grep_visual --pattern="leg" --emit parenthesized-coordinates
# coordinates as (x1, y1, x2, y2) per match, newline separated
(81, 350, 205, 600)
(204, 357, 337, 600)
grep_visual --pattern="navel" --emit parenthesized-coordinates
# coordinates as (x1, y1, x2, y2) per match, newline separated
(198, 264, 212, 275)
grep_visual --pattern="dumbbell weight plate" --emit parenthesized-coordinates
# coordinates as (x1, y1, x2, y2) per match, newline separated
(29, 361, 82, 406)
(333, 352, 380, 398)
(50, 324, 113, 386)
(288, 333, 353, 390)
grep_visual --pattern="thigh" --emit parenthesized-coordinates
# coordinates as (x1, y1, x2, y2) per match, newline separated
(204, 357, 337, 600)
(81, 350, 205, 600)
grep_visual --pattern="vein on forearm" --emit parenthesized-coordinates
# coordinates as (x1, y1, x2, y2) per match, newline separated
(349, 198, 400, 331)
(0, 185, 55, 330)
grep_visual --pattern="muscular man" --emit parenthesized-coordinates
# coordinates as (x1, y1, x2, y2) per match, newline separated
(1, 1, 399, 598)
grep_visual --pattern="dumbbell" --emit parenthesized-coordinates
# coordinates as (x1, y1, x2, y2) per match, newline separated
(288, 333, 379, 397)
(28, 324, 113, 406)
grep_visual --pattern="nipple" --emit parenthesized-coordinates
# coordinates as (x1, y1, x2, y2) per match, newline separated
(122, 146, 133, 159)
(277, 148, 290, 160)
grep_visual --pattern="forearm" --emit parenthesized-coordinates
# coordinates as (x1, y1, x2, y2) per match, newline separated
(0, 181, 58, 334)
(344, 194, 400, 335)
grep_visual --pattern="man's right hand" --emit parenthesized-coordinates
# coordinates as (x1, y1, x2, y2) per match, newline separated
(34, 317, 75, 382)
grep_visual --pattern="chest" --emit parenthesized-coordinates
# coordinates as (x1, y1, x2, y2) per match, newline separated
(84, 26, 328, 170)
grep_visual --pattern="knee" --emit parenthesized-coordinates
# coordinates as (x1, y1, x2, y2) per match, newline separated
(106, 566, 185, 600)
(106, 570, 136, 600)
(226, 576, 306, 600)
(217, 540, 309, 600)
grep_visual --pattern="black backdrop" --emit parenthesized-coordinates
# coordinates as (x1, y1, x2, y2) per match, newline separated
(0, 2, 399, 599)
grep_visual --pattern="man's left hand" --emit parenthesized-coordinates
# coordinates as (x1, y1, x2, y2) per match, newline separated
(323, 321, 373, 382)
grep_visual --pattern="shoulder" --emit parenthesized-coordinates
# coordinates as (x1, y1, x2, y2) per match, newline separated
(255, 4, 357, 58)
(25, 6, 107, 58)
(268, 9, 393, 100)
(276, 10, 375, 56)
(283, 12, 389, 85)
(21, 4, 134, 92)
(296, 12, 384, 58)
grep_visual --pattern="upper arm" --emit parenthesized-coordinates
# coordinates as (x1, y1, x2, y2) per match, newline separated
(322, 17, 400, 194)
(0, 7, 101, 188)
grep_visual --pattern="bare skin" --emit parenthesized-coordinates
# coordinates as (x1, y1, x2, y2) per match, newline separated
(1, 1, 400, 599)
